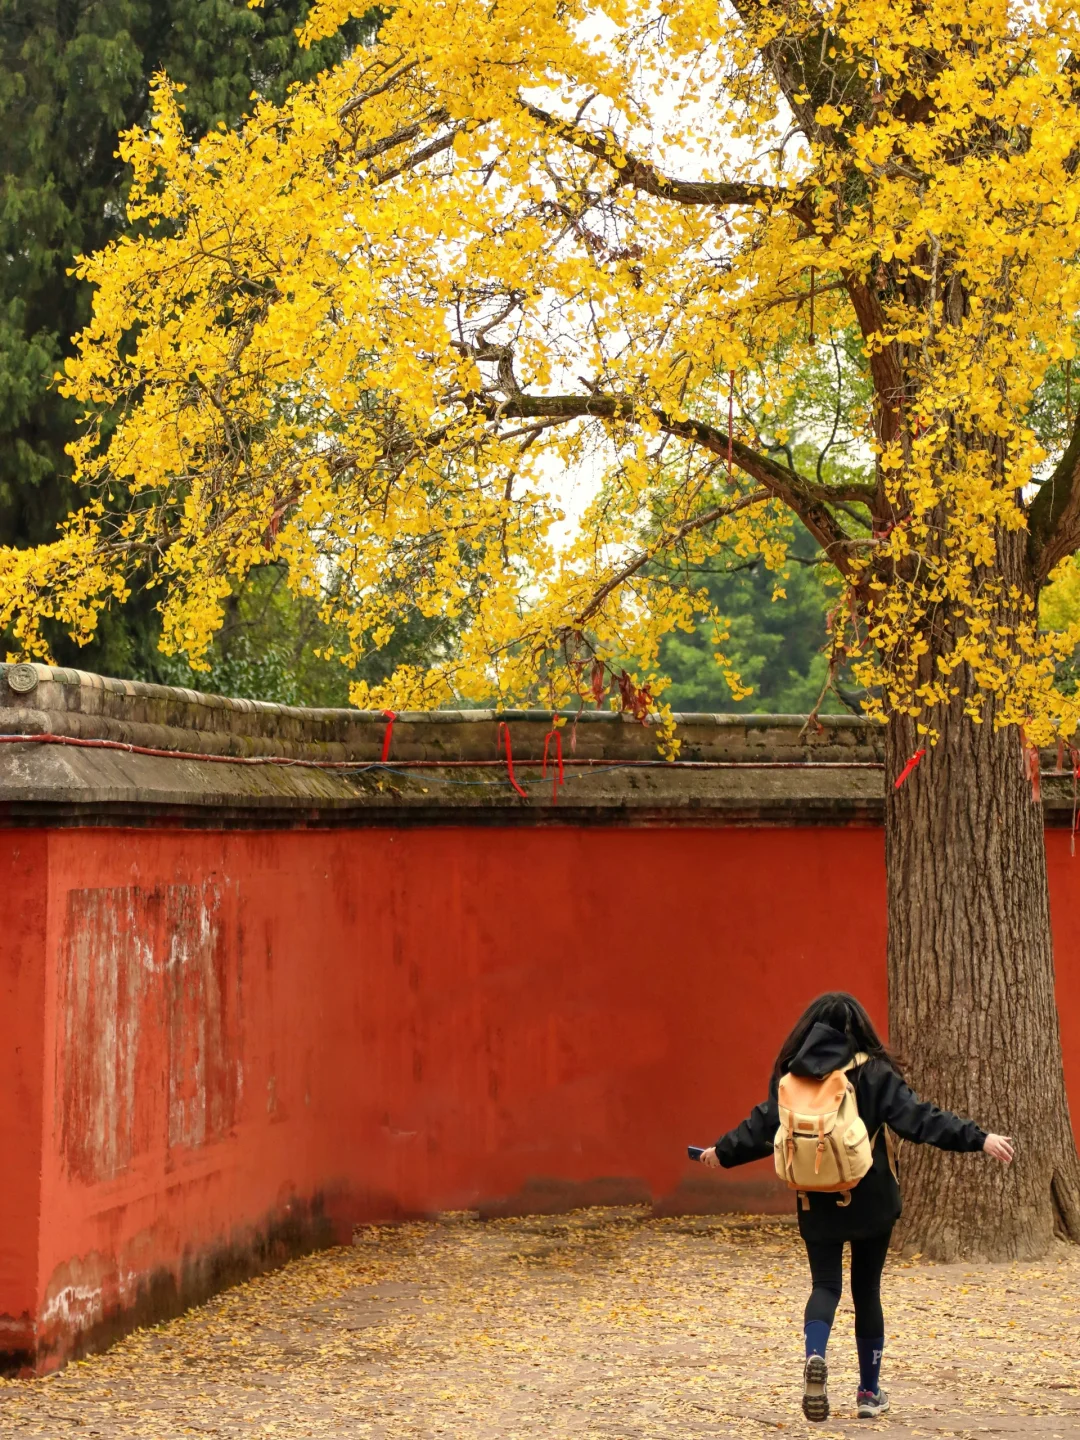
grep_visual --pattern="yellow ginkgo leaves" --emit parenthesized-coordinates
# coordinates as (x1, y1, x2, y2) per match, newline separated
(3, 0, 1080, 741)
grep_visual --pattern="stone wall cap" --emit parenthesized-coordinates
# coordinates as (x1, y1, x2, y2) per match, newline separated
(0, 663, 882, 755)
(0, 664, 896, 823)
(1, 662, 869, 730)
(0, 665, 1072, 828)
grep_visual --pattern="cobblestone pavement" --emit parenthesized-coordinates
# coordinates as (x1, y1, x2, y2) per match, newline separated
(3, 1209, 1079, 1438)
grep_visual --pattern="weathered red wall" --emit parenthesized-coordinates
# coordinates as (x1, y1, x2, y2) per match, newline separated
(0, 833, 47, 1367)
(8, 821, 1080, 1367)
(1047, 831, 1080, 1128)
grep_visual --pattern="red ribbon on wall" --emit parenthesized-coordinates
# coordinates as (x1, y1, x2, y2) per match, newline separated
(497, 722, 528, 798)
(542, 727, 565, 804)
(893, 747, 925, 790)
(380, 710, 397, 763)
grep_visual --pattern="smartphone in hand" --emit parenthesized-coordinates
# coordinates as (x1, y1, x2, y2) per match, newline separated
(687, 1145, 706, 1161)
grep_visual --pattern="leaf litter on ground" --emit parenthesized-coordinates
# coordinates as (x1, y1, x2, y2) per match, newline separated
(2, 1208, 1079, 1438)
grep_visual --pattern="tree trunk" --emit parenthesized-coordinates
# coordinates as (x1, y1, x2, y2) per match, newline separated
(886, 690, 1080, 1258)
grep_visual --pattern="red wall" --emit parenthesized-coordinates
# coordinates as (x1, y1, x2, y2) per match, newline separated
(0, 833, 46, 1366)
(1047, 832, 1080, 1123)
(5, 821, 1079, 1367)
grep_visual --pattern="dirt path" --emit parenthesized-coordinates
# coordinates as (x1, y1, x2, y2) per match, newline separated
(3, 1209, 1079, 1438)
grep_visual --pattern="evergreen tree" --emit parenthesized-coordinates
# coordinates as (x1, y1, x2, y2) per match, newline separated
(659, 523, 842, 715)
(0, 0, 370, 677)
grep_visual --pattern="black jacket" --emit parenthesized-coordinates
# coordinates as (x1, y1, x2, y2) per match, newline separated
(715, 1023, 987, 1242)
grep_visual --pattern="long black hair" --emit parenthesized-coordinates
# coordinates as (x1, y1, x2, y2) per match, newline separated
(771, 992, 903, 1086)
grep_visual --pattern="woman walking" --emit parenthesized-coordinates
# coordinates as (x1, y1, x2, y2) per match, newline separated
(699, 992, 1014, 1423)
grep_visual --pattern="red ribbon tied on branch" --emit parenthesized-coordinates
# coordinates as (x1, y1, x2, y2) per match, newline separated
(1027, 746, 1042, 805)
(542, 725, 565, 805)
(893, 747, 926, 790)
(380, 710, 397, 763)
(497, 721, 528, 799)
(1025, 737, 1042, 804)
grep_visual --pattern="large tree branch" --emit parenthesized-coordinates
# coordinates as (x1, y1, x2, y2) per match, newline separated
(519, 101, 809, 218)
(844, 273, 905, 453)
(1028, 422, 1080, 584)
(352, 108, 450, 164)
(492, 392, 862, 573)
(707, 10, 903, 474)
(338, 59, 423, 121)
(372, 121, 473, 185)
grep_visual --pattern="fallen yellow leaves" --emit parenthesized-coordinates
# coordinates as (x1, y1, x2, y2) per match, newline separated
(2, 1209, 1078, 1438)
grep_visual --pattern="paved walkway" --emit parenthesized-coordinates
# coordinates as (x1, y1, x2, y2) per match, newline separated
(3, 1209, 1079, 1438)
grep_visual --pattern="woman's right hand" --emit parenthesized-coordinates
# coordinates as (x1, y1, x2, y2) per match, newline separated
(984, 1133, 1015, 1165)
(698, 1146, 721, 1168)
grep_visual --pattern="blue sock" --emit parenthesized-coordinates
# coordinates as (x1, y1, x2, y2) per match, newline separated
(856, 1336, 884, 1395)
(804, 1320, 832, 1359)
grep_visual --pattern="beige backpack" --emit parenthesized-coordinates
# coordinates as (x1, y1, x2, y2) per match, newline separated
(773, 1052, 897, 1207)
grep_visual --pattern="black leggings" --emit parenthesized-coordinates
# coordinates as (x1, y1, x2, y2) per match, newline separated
(803, 1231, 892, 1337)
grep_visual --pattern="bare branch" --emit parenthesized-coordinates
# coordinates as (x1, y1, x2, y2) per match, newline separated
(576, 490, 771, 626)
(758, 279, 848, 312)
(519, 100, 807, 215)
(339, 59, 422, 121)
(491, 392, 862, 573)
(353, 108, 450, 164)
(374, 122, 473, 185)
(816, 338, 845, 488)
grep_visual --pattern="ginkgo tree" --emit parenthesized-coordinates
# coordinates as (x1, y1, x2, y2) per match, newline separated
(4, 0, 1080, 1258)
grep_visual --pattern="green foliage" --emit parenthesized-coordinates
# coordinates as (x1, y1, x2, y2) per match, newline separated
(659, 522, 842, 713)
(0, 0, 374, 680)
(658, 337, 870, 714)
(146, 566, 453, 707)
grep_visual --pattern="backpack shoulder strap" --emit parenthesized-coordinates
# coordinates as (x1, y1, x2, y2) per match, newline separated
(872, 1124, 901, 1181)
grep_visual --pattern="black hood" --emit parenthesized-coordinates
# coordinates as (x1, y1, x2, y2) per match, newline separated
(787, 1022, 854, 1078)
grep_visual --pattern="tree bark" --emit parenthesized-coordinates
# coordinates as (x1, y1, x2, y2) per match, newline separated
(886, 670, 1080, 1259)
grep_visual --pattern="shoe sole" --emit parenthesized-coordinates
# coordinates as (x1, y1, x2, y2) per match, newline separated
(802, 1355, 829, 1423)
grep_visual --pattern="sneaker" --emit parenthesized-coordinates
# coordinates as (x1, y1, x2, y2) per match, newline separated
(856, 1387, 890, 1419)
(802, 1354, 829, 1423)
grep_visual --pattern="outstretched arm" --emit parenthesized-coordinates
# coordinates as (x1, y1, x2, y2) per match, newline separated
(699, 1096, 779, 1169)
(874, 1065, 1013, 1161)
